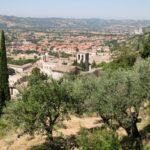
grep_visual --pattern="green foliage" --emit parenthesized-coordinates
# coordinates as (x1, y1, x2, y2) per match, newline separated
(134, 58, 150, 99)
(77, 128, 121, 150)
(80, 59, 87, 71)
(0, 30, 10, 115)
(8, 57, 38, 66)
(72, 60, 78, 66)
(48, 51, 71, 58)
(12, 50, 39, 55)
(5, 77, 73, 143)
(1, 48, 149, 149)
(73, 58, 150, 148)
(94, 69, 143, 138)
(121, 136, 142, 150)
(28, 67, 47, 86)
(120, 34, 150, 60)
(104, 34, 150, 71)
(106, 40, 118, 52)
(61, 52, 71, 58)
(112, 52, 137, 68)
(49, 51, 59, 57)
(71, 65, 150, 148)
(142, 145, 150, 150)
(0, 117, 11, 139)
(140, 35, 150, 59)
(73, 59, 88, 71)
(0, 103, 17, 139)
(8, 68, 15, 75)
(70, 76, 98, 115)
(98, 50, 137, 70)
(91, 60, 96, 68)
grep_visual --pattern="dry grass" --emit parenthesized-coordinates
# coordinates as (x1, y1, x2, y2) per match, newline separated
(0, 116, 101, 150)
(0, 111, 149, 150)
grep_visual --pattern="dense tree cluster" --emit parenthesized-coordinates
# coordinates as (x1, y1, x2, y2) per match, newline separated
(4, 58, 150, 149)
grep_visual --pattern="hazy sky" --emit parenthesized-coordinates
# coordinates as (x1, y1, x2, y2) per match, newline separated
(0, 0, 149, 19)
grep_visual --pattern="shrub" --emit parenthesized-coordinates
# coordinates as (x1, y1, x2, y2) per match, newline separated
(77, 128, 121, 150)
(142, 145, 150, 150)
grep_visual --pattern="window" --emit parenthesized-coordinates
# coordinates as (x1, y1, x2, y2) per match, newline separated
(82, 55, 84, 60)
(78, 55, 80, 60)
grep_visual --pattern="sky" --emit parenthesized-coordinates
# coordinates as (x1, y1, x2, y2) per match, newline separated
(0, 0, 150, 20)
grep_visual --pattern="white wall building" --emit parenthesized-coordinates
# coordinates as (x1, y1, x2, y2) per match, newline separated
(134, 28, 143, 35)
(76, 52, 89, 64)
(39, 53, 78, 79)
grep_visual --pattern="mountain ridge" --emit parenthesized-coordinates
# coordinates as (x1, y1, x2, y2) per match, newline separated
(1, 15, 150, 30)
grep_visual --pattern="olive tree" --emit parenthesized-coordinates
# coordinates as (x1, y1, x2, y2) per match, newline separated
(135, 58, 150, 100)
(5, 78, 72, 144)
(70, 75, 98, 115)
(93, 69, 144, 141)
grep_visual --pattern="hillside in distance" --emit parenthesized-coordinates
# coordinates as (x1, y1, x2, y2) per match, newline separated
(1, 15, 150, 31)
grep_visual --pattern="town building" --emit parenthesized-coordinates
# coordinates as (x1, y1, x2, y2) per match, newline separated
(76, 52, 90, 71)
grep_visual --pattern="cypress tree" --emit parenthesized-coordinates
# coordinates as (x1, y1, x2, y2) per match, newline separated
(0, 30, 10, 115)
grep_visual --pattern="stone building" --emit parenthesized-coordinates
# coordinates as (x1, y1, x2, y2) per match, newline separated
(76, 52, 90, 71)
